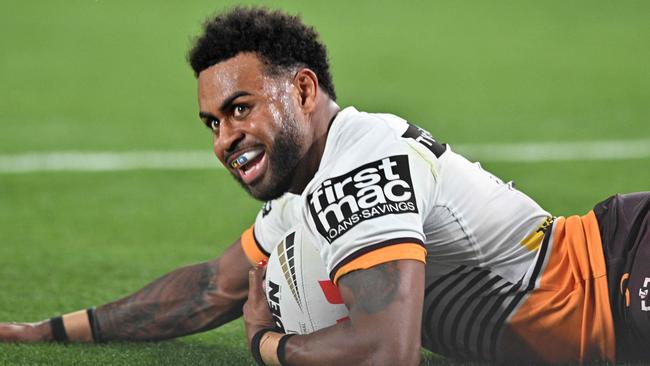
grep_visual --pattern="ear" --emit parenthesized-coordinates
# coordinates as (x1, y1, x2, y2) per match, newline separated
(292, 68, 319, 114)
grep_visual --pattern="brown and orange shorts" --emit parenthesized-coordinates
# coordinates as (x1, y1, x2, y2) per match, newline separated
(594, 192, 650, 361)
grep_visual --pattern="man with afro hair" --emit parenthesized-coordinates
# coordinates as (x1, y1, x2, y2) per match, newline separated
(2, 6, 650, 366)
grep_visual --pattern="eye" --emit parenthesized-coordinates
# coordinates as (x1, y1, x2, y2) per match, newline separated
(233, 104, 250, 119)
(209, 119, 220, 131)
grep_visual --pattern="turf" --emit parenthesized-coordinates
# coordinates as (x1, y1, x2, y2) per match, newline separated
(1, 0, 649, 365)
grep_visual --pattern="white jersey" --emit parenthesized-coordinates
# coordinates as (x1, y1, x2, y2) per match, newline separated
(241, 107, 612, 362)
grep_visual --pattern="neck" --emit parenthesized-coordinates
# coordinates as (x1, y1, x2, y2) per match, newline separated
(288, 97, 340, 195)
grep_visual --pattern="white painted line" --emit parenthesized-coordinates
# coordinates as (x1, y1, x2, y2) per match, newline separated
(0, 151, 218, 173)
(0, 139, 648, 174)
(455, 139, 650, 162)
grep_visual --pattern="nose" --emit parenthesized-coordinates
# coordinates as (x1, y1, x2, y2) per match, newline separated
(214, 120, 245, 157)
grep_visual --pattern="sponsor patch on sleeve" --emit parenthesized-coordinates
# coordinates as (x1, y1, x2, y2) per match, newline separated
(307, 155, 418, 243)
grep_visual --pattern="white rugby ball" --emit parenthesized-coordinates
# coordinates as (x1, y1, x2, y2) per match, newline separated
(264, 228, 349, 334)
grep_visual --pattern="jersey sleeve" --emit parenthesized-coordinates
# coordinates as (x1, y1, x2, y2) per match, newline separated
(240, 193, 299, 264)
(303, 122, 434, 284)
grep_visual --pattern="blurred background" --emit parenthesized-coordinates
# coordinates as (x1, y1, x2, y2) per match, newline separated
(1, 0, 648, 364)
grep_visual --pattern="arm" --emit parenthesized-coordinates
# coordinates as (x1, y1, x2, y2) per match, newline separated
(0, 239, 252, 342)
(245, 259, 425, 366)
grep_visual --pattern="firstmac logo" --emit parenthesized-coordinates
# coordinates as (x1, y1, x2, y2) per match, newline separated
(308, 155, 417, 243)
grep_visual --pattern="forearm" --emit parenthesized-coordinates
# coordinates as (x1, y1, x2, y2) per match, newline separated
(284, 318, 411, 365)
(1, 240, 252, 343)
(248, 260, 424, 366)
(94, 258, 246, 341)
(285, 266, 422, 365)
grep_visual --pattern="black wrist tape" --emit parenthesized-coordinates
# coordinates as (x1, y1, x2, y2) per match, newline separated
(277, 334, 296, 366)
(86, 308, 99, 342)
(251, 328, 274, 366)
(49, 316, 68, 342)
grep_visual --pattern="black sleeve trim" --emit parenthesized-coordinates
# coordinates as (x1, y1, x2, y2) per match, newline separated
(328, 237, 425, 281)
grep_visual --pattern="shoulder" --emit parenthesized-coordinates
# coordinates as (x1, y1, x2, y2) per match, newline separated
(326, 107, 410, 156)
(257, 193, 301, 226)
(317, 107, 414, 177)
(252, 193, 302, 251)
(300, 108, 428, 245)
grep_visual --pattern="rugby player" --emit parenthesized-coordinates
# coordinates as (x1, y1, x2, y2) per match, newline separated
(1, 6, 649, 365)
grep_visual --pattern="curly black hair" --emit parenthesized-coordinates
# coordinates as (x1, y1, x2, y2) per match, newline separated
(188, 7, 336, 101)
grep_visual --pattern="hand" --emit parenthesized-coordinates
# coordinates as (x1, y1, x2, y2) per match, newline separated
(242, 261, 276, 347)
(0, 321, 52, 342)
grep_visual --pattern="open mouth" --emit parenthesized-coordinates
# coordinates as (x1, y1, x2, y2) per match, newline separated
(230, 148, 263, 169)
(229, 148, 267, 184)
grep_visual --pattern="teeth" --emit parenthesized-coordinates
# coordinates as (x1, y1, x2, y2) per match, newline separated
(231, 149, 263, 169)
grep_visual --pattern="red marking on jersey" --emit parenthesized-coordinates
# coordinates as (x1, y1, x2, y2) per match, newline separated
(336, 316, 350, 324)
(318, 280, 343, 304)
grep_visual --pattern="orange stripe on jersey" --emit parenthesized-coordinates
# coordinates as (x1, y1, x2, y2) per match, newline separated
(502, 212, 615, 363)
(619, 273, 631, 307)
(240, 225, 269, 265)
(333, 243, 426, 285)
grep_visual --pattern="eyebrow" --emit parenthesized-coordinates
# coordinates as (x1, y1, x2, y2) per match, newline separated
(219, 91, 252, 113)
(198, 91, 252, 122)
(199, 111, 217, 121)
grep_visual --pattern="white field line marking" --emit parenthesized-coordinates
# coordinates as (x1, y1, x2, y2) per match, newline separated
(0, 151, 218, 173)
(0, 139, 649, 174)
(456, 139, 650, 162)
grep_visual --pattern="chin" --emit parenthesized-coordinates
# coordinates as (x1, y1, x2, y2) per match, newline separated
(233, 154, 299, 201)
(239, 175, 290, 202)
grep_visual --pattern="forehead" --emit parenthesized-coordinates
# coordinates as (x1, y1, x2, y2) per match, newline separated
(198, 53, 269, 106)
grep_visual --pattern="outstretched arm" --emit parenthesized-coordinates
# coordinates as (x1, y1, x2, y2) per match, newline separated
(244, 259, 425, 366)
(0, 239, 252, 342)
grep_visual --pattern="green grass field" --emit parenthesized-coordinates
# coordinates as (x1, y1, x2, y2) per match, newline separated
(1, 0, 649, 364)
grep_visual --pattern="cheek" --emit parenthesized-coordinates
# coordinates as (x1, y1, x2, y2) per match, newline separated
(267, 103, 284, 128)
(212, 135, 224, 160)
(247, 107, 282, 142)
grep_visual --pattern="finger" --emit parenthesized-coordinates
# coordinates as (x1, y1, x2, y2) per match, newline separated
(248, 265, 266, 301)
(255, 260, 267, 274)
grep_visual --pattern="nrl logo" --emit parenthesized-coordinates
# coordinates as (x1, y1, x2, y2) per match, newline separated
(262, 201, 272, 217)
(401, 123, 446, 158)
